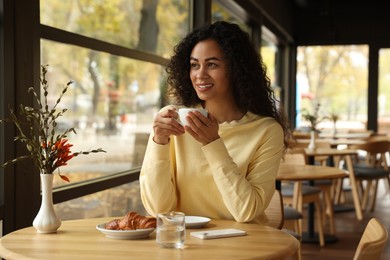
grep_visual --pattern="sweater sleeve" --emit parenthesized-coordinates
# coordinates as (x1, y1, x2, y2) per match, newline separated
(201, 122, 284, 222)
(139, 134, 178, 217)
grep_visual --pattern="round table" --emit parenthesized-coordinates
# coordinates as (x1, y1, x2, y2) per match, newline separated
(294, 138, 366, 148)
(0, 217, 299, 260)
(278, 164, 347, 181)
(277, 164, 347, 244)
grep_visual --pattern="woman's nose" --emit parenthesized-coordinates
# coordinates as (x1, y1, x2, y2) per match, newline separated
(196, 66, 208, 78)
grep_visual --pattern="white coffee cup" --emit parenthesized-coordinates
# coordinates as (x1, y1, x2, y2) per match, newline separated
(178, 108, 208, 126)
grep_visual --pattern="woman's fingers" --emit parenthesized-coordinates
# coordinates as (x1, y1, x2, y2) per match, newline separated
(185, 111, 219, 145)
(153, 108, 185, 137)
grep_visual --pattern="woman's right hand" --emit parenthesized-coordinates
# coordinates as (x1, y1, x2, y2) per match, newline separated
(152, 107, 185, 145)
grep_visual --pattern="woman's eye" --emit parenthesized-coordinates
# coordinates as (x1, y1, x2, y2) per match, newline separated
(208, 63, 217, 68)
(190, 63, 199, 69)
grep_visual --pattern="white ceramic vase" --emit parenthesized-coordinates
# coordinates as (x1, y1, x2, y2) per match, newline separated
(308, 130, 316, 150)
(33, 173, 61, 233)
(332, 122, 337, 138)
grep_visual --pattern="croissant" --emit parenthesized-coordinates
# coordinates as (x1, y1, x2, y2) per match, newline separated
(105, 212, 156, 230)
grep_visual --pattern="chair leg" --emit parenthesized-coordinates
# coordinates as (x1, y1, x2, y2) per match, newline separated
(344, 155, 363, 221)
(358, 180, 365, 198)
(290, 242, 302, 260)
(387, 175, 390, 196)
(370, 180, 379, 212)
(293, 182, 303, 238)
(334, 178, 342, 204)
(361, 180, 372, 211)
(314, 199, 325, 246)
(323, 187, 335, 234)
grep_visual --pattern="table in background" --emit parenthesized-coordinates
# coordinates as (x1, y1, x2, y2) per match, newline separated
(304, 148, 363, 221)
(318, 132, 373, 139)
(0, 217, 299, 260)
(294, 138, 365, 149)
(278, 164, 347, 244)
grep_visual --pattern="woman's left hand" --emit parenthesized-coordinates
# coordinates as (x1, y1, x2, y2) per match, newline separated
(184, 111, 219, 145)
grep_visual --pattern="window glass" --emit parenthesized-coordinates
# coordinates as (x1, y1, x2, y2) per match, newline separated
(54, 181, 146, 220)
(211, 0, 250, 33)
(40, 0, 190, 58)
(296, 45, 368, 132)
(261, 39, 277, 85)
(261, 27, 279, 100)
(378, 48, 390, 135)
(0, 7, 4, 222)
(41, 40, 165, 188)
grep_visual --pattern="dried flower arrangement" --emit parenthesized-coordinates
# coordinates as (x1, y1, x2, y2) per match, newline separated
(0, 65, 106, 182)
(301, 103, 328, 131)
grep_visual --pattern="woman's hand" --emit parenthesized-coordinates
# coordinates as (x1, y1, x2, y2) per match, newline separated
(153, 108, 185, 145)
(184, 111, 219, 145)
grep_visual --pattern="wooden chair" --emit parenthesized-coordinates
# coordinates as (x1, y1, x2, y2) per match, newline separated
(283, 147, 336, 235)
(304, 141, 338, 234)
(282, 181, 325, 246)
(264, 189, 284, 229)
(265, 189, 302, 260)
(280, 150, 326, 246)
(348, 140, 390, 212)
(353, 218, 388, 260)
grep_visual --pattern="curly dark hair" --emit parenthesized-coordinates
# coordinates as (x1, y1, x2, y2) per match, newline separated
(166, 21, 290, 149)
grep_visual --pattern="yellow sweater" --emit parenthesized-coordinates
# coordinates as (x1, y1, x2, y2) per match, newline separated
(140, 110, 284, 224)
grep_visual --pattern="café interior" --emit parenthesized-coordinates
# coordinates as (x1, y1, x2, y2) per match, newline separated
(1, 0, 390, 259)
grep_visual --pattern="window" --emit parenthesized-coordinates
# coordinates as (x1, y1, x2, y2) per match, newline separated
(0, 0, 5, 230)
(296, 45, 368, 132)
(378, 48, 390, 134)
(261, 26, 280, 100)
(38, 0, 190, 220)
(40, 0, 189, 59)
(211, 0, 250, 33)
(39, 0, 190, 188)
(41, 40, 167, 188)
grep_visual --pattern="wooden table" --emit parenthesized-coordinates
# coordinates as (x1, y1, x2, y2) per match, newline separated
(304, 148, 363, 221)
(278, 164, 347, 182)
(295, 138, 365, 149)
(277, 164, 347, 244)
(318, 132, 372, 139)
(0, 218, 299, 260)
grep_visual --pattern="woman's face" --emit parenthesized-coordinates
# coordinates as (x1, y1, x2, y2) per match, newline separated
(189, 39, 233, 104)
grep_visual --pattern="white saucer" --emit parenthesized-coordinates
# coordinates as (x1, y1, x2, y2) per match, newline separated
(96, 223, 155, 239)
(185, 216, 211, 228)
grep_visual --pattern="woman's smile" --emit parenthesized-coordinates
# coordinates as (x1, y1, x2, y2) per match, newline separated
(197, 83, 213, 90)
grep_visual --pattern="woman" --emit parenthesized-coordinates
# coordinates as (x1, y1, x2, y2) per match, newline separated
(140, 21, 289, 224)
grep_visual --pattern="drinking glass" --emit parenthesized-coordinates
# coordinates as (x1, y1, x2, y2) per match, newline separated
(156, 211, 186, 249)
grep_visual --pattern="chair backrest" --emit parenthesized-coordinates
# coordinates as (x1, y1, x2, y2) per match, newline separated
(282, 148, 307, 165)
(264, 190, 284, 229)
(353, 218, 389, 260)
(351, 140, 390, 154)
(367, 135, 390, 142)
(351, 141, 390, 168)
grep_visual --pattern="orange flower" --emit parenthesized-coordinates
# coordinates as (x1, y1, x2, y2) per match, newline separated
(53, 139, 74, 167)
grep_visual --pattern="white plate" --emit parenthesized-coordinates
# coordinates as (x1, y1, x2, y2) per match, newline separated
(96, 223, 155, 239)
(185, 216, 211, 228)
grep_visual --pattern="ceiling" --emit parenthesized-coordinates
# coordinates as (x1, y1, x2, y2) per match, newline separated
(290, 0, 390, 45)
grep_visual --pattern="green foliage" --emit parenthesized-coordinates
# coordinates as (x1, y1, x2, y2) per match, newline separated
(300, 103, 328, 131)
(297, 45, 368, 122)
